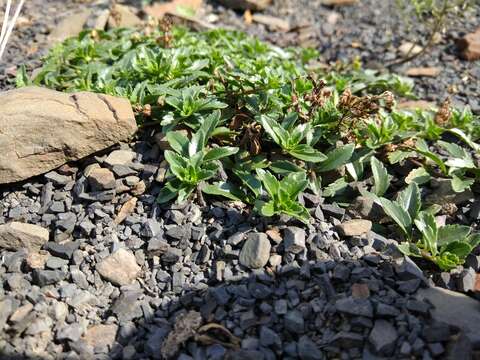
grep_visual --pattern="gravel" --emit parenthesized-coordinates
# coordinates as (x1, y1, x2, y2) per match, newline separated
(0, 0, 479, 358)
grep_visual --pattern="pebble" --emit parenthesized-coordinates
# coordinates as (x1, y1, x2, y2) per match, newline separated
(369, 320, 398, 356)
(96, 248, 141, 286)
(283, 227, 306, 254)
(336, 219, 372, 237)
(239, 233, 271, 269)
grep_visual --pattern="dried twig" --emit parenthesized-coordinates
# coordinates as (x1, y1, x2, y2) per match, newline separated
(0, 0, 26, 62)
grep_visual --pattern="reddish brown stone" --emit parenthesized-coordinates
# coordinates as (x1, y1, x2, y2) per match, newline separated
(457, 28, 480, 61)
(352, 283, 370, 299)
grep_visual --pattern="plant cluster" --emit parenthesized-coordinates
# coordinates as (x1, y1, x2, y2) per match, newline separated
(19, 24, 480, 271)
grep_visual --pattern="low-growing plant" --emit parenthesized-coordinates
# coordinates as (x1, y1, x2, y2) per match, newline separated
(17, 24, 480, 271)
(377, 182, 479, 270)
(255, 169, 310, 223)
(158, 111, 239, 203)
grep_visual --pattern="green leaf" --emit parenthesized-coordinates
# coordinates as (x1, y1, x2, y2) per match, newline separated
(189, 130, 206, 157)
(177, 185, 196, 203)
(397, 242, 422, 257)
(256, 169, 280, 198)
(405, 167, 431, 185)
(323, 177, 348, 197)
(317, 144, 355, 172)
(467, 233, 480, 248)
(441, 242, 472, 260)
(438, 140, 469, 159)
(388, 150, 416, 164)
(397, 183, 421, 220)
(164, 150, 188, 180)
(370, 156, 391, 197)
(200, 110, 221, 141)
(256, 200, 275, 217)
(270, 160, 304, 175)
(281, 172, 308, 199)
(204, 146, 239, 161)
(202, 182, 245, 202)
(283, 201, 310, 224)
(288, 144, 327, 163)
(415, 138, 447, 174)
(437, 225, 471, 247)
(450, 175, 474, 193)
(166, 131, 189, 156)
(378, 197, 412, 236)
(435, 252, 462, 271)
(414, 211, 438, 256)
(258, 114, 288, 146)
(15, 65, 30, 87)
(157, 181, 181, 204)
(448, 128, 480, 152)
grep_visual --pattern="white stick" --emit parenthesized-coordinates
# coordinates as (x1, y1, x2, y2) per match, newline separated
(0, 0, 25, 62)
(0, 0, 12, 46)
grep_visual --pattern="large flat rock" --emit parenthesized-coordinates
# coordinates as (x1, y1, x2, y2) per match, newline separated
(415, 286, 480, 347)
(0, 87, 137, 184)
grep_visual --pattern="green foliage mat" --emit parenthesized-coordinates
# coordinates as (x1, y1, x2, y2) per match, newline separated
(17, 25, 480, 271)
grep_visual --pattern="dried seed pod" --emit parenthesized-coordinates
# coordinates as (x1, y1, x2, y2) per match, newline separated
(435, 98, 452, 126)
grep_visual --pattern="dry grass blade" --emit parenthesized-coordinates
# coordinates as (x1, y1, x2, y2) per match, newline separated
(0, 0, 26, 62)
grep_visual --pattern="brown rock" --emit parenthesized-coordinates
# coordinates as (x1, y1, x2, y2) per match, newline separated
(131, 180, 146, 196)
(0, 222, 49, 251)
(266, 228, 282, 244)
(96, 248, 141, 286)
(397, 100, 436, 111)
(144, 0, 203, 19)
(88, 168, 116, 191)
(336, 219, 372, 237)
(0, 87, 136, 184)
(114, 197, 138, 225)
(25, 251, 49, 270)
(49, 10, 92, 43)
(457, 28, 480, 61)
(351, 283, 370, 299)
(405, 66, 441, 78)
(251, 14, 290, 31)
(82, 324, 118, 349)
(215, 0, 271, 11)
(320, 0, 358, 5)
(107, 4, 142, 29)
(9, 303, 33, 323)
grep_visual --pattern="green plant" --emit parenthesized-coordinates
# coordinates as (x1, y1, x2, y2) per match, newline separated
(400, 213, 480, 271)
(158, 111, 239, 203)
(18, 25, 480, 240)
(377, 182, 479, 270)
(258, 113, 327, 163)
(255, 169, 310, 223)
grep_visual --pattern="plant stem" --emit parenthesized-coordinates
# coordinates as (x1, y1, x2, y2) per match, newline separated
(386, 0, 449, 68)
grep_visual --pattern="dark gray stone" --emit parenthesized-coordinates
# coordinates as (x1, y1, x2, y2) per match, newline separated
(368, 320, 397, 356)
(284, 310, 304, 334)
(298, 335, 322, 360)
(336, 297, 373, 318)
(32, 269, 66, 286)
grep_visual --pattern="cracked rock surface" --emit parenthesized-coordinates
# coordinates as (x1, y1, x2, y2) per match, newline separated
(0, 86, 137, 184)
